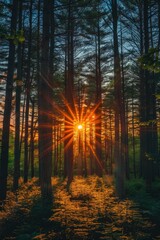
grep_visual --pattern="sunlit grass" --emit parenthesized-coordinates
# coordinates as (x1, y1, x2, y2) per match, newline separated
(0, 176, 158, 239)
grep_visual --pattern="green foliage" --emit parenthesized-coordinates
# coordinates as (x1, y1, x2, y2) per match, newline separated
(155, 94, 160, 100)
(125, 178, 145, 197)
(5, 29, 25, 44)
(151, 179, 160, 198)
(6, 131, 39, 177)
(138, 48, 160, 73)
(8, 131, 15, 173)
(126, 178, 160, 224)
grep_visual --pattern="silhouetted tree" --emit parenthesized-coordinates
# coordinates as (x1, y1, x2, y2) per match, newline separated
(0, 0, 19, 201)
(112, 0, 125, 198)
(64, 0, 74, 188)
(38, 0, 53, 202)
(13, 0, 23, 191)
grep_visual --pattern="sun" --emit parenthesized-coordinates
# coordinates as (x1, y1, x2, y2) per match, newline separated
(77, 124, 83, 130)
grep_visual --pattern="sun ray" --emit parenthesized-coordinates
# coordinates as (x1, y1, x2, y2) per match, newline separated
(73, 96, 80, 120)
(37, 75, 105, 177)
(86, 139, 105, 173)
(64, 135, 74, 151)
(83, 101, 101, 123)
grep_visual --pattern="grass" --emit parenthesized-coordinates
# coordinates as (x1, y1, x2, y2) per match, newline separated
(0, 176, 160, 239)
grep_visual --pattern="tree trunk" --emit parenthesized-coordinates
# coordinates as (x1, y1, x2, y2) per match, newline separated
(158, 0, 160, 48)
(24, 0, 33, 183)
(64, 0, 74, 188)
(95, 13, 102, 177)
(112, 0, 125, 198)
(143, 0, 158, 190)
(139, 1, 146, 178)
(30, 99, 35, 178)
(120, 29, 129, 179)
(0, 0, 18, 202)
(131, 82, 136, 178)
(13, 0, 23, 191)
(37, 0, 41, 182)
(38, 0, 53, 203)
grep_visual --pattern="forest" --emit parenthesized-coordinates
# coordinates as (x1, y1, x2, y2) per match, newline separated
(0, 0, 160, 239)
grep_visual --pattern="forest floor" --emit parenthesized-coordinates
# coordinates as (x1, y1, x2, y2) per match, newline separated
(0, 176, 160, 240)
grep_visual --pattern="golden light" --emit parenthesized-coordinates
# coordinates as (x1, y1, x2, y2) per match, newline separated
(78, 124, 83, 130)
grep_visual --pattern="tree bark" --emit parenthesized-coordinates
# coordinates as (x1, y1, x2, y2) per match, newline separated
(143, 0, 158, 190)
(38, 0, 53, 202)
(0, 0, 18, 201)
(112, 0, 125, 198)
(95, 10, 102, 177)
(64, 0, 74, 188)
(24, 0, 33, 183)
(30, 99, 35, 178)
(13, 0, 23, 191)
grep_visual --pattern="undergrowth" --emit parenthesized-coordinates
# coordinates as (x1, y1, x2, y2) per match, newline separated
(125, 178, 160, 226)
(0, 176, 159, 240)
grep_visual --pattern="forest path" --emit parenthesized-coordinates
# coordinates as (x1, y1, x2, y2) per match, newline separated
(0, 176, 159, 240)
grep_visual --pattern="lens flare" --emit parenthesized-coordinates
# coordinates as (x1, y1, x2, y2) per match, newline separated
(38, 76, 106, 174)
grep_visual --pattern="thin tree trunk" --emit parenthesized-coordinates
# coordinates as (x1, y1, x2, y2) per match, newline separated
(95, 13, 102, 177)
(30, 99, 35, 178)
(139, 1, 146, 178)
(59, 124, 62, 177)
(24, 0, 33, 183)
(158, 0, 160, 48)
(120, 29, 129, 179)
(131, 83, 136, 178)
(109, 107, 113, 175)
(54, 123, 58, 176)
(37, 0, 41, 183)
(13, 0, 23, 191)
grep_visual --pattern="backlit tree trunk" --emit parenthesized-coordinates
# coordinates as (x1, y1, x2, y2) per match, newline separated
(0, 0, 18, 201)
(64, 0, 74, 188)
(13, 0, 23, 191)
(24, 0, 33, 183)
(95, 10, 102, 177)
(38, 0, 53, 202)
(30, 98, 35, 178)
(112, 0, 125, 198)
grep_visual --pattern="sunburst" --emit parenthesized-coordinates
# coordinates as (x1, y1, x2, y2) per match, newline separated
(39, 77, 105, 175)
